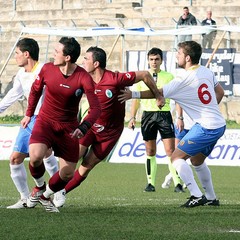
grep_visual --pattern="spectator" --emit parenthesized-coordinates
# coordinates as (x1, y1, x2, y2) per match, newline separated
(201, 9, 217, 49)
(177, 6, 197, 43)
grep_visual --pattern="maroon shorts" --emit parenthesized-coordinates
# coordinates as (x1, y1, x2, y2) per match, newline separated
(30, 116, 79, 163)
(79, 124, 124, 160)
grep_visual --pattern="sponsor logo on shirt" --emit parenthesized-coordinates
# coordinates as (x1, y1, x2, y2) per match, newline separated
(188, 140, 195, 145)
(60, 84, 70, 88)
(94, 89, 101, 94)
(93, 123, 105, 132)
(125, 73, 131, 79)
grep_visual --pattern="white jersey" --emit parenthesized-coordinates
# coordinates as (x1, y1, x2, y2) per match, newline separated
(163, 65, 226, 129)
(0, 62, 44, 114)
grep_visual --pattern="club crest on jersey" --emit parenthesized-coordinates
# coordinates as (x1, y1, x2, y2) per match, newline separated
(105, 89, 113, 98)
(60, 84, 70, 88)
(179, 140, 185, 146)
(75, 89, 83, 97)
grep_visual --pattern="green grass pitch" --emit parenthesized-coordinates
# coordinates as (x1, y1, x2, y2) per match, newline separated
(0, 160, 240, 240)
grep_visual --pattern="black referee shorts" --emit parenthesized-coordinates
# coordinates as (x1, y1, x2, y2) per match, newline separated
(141, 111, 175, 141)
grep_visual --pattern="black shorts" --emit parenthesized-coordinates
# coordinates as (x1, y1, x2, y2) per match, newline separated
(141, 111, 175, 141)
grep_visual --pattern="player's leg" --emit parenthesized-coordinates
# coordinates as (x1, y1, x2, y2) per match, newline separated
(141, 112, 158, 192)
(54, 148, 103, 208)
(171, 148, 206, 207)
(54, 129, 122, 208)
(8, 151, 29, 209)
(7, 124, 32, 209)
(65, 145, 94, 193)
(27, 143, 49, 208)
(144, 140, 157, 192)
(162, 138, 184, 193)
(171, 124, 225, 207)
(39, 157, 77, 212)
(191, 154, 219, 206)
(43, 148, 58, 177)
(43, 148, 67, 208)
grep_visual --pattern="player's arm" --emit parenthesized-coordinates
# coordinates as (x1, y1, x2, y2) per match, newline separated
(128, 99, 140, 130)
(0, 76, 23, 113)
(22, 70, 45, 128)
(214, 83, 224, 104)
(175, 103, 184, 132)
(71, 73, 101, 139)
(118, 87, 163, 101)
(81, 74, 101, 126)
(134, 71, 165, 108)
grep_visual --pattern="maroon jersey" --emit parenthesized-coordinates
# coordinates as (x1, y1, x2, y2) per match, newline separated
(92, 70, 136, 135)
(26, 62, 100, 125)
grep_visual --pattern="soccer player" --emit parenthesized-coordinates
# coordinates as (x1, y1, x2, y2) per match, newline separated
(21, 37, 102, 212)
(53, 46, 164, 208)
(0, 38, 64, 209)
(118, 41, 226, 207)
(128, 47, 184, 193)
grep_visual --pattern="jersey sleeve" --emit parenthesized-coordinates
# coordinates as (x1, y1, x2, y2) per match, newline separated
(116, 71, 136, 88)
(0, 74, 23, 113)
(25, 66, 45, 117)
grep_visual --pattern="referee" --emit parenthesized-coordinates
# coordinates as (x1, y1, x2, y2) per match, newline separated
(128, 47, 184, 193)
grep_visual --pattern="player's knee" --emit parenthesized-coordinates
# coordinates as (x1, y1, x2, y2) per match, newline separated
(9, 153, 25, 165)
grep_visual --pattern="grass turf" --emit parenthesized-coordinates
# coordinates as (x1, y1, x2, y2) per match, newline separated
(0, 161, 240, 240)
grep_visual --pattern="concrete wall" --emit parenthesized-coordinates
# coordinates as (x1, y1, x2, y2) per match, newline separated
(0, 0, 240, 123)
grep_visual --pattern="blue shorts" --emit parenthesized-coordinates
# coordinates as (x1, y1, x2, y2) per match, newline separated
(13, 115, 37, 154)
(175, 127, 189, 141)
(177, 123, 226, 157)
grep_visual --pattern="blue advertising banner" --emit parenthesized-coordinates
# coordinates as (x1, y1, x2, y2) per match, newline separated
(200, 48, 235, 96)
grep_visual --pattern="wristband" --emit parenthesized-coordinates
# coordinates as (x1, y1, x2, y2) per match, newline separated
(132, 91, 141, 99)
(77, 121, 91, 135)
(178, 116, 184, 120)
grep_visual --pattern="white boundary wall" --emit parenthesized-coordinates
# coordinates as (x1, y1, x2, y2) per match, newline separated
(1, 125, 240, 166)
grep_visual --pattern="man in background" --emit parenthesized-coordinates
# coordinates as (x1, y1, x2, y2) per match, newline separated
(177, 6, 197, 43)
(201, 8, 217, 49)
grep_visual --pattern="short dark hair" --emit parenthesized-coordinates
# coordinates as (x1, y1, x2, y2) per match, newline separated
(16, 38, 39, 61)
(147, 47, 163, 60)
(59, 37, 81, 63)
(183, 6, 189, 10)
(86, 46, 106, 69)
(178, 41, 202, 64)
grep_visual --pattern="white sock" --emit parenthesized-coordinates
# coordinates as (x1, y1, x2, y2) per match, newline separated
(43, 184, 55, 199)
(43, 152, 59, 177)
(33, 176, 45, 188)
(193, 162, 216, 200)
(172, 159, 202, 197)
(10, 163, 29, 199)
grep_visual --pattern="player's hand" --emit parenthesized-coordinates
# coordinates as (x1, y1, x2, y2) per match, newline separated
(176, 118, 184, 132)
(128, 118, 136, 130)
(156, 96, 165, 109)
(21, 116, 31, 128)
(118, 89, 132, 103)
(70, 128, 84, 139)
